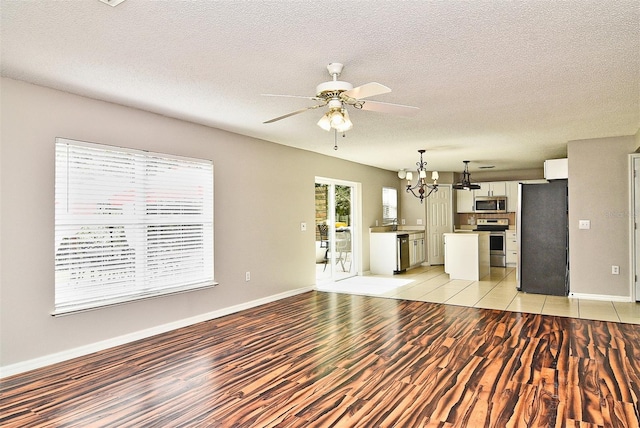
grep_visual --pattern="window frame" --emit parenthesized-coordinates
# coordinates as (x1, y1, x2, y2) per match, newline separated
(382, 187, 398, 226)
(53, 138, 216, 315)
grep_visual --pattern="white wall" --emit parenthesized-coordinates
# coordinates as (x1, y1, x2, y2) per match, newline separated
(568, 134, 638, 299)
(0, 78, 398, 371)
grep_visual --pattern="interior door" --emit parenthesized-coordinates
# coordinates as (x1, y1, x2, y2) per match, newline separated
(426, 184, 453, 265)
(634, 156, 640, 301)
(315, 178, 359, 284)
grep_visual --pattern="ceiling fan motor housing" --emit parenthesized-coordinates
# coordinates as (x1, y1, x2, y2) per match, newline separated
(316, 81, 353, 98)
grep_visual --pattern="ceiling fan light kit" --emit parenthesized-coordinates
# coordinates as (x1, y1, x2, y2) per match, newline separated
(405, 149, 439, 203)
(263, 62, 419, 147)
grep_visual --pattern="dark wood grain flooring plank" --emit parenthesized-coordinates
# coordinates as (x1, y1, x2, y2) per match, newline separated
(1, 291, 639, 427)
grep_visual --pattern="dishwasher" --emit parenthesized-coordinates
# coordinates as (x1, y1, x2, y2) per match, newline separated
(395, 234, 410, 273)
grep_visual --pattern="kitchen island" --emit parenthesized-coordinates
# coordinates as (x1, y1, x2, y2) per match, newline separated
(443, 232, 490, 280)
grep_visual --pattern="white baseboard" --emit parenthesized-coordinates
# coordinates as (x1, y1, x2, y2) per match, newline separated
(0, 286, 314, 379)
(568, 292, 633, 302)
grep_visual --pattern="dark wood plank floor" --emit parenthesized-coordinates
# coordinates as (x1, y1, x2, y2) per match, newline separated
(2, 291, 639, 427)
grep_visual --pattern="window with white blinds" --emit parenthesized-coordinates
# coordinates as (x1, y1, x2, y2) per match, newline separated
(54, 138, 214, 315)
(382, 187, 398, 225)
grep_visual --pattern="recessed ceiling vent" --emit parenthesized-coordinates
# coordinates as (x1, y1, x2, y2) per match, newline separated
(98, 0, 126, 7)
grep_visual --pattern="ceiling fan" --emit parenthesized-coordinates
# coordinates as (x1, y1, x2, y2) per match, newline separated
(263, 63, 419, 133)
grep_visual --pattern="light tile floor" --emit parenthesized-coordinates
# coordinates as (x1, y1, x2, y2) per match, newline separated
(317, 265, 640, 325)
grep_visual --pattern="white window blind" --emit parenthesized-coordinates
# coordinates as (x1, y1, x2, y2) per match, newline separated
(382, 187, 398, 225)
(54, 138, 214, 315)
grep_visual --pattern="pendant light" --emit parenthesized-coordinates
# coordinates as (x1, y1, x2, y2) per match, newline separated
(453, 161, 481, 190)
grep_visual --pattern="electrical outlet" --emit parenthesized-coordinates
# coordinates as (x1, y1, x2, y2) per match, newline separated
(612, 265, 619, 275)
(417, 219, 423, 225)
(245, 271, 251, 281)
(579, 220, 591, 230)
(401, 219, 406, 225)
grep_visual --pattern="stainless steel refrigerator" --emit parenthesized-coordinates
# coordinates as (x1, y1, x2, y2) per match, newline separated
(517, 179, 569, 295)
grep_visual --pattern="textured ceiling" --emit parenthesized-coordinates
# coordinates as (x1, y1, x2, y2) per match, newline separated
(1, 0, 639, 174)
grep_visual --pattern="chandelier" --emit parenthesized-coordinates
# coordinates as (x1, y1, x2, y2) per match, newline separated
(400, 150, 439, 203)
(452, 161, 481, 190)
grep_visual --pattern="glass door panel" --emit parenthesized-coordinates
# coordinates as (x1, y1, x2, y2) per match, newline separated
(315, 179, 357, 284)
(334, 184, 353, 279)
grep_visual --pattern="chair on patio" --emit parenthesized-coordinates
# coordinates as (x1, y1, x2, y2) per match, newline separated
(335, 229, 351, 272)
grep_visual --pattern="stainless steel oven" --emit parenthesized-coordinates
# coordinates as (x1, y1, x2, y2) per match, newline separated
(475, 219, 508, 267)
(488, 232, 506, 267)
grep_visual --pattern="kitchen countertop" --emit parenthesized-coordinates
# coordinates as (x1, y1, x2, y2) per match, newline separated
(370, 226, 425, 234)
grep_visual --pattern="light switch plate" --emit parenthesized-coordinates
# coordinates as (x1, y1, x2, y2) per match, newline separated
(300, 222, 307, 231)
(578, 220, 590, 230)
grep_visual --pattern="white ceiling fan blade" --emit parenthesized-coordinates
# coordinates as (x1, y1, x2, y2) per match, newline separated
(342, 82, 391, 100)
(359, 100, 419, 116)
(262, 93, 322, 101)
(263, 103, 326, 124)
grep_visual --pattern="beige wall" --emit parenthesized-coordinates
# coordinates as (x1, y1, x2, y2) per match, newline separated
(0, 78, 398, 369)
(568, 135, 638, 299)
(470, 168, 544, 182)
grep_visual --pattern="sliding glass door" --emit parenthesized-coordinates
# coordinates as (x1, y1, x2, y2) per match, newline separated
(315, 178, 359, 284)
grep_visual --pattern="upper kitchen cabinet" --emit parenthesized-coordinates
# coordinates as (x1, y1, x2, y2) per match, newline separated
(456, 189, 475, 213)
(476, 181, 507, 197)
(506, 181, 519, 212)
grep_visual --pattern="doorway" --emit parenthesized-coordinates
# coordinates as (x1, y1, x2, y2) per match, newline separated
(426, 184, 453, 265)
(630, 154, 640, 301)
(315, 178, 360, 284)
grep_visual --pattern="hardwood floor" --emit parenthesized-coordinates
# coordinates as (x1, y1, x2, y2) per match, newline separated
(2, 291, 639, 427)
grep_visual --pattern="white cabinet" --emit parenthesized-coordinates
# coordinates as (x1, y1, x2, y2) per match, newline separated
(370, 232, 397, 275)
(506, 230, 517, 266)
(506, 181, 519, 212)
(444, 232, 490, 280)
(409, 233, 425, 267)
(476, 181, 507, 197)
(544, 158, 568, 180)
(370, 231, 425, 275)
(456, 189, 475, 213)
(474, 184, 489, 197)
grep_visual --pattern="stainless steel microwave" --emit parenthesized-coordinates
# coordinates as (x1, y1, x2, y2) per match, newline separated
(474, 196, 507, 213)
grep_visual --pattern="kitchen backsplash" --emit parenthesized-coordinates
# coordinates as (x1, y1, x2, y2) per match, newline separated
(456, 212, 516, 228)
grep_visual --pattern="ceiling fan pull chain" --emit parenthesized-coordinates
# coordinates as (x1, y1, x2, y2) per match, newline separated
(332, 130, 347, 150)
